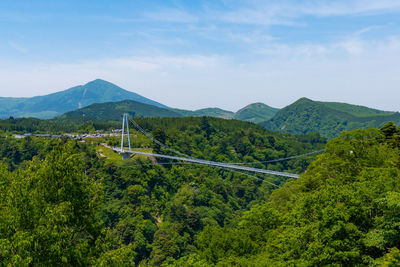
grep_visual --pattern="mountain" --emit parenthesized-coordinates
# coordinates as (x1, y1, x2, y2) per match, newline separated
(60, 100, 280, 123)
(61, 101, 235, 121)
(260, 97, 400, 138)
(174, 108, 235, 119)
(234, 102, 279, 123)
(173, 103, 279, 122)
(60, 99, 182, 120)
(0, 79, 167, 119)
(0, 78, 279, 122)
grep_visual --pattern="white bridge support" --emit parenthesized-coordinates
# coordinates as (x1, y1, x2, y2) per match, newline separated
(120, 113, 131, 159)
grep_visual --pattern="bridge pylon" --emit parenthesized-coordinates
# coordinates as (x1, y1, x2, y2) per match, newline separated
(120, 113, 131, 159)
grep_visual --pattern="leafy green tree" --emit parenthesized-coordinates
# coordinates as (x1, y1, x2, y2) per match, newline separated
(190, 124, 400, 266)
(152, 128, 167, 154)
(378, 248, 400, 266)
(0, 143, 113, 265)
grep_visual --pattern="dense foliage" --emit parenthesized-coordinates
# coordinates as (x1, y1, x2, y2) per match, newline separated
(182, 121, 400, 266)
(0, 141, 136, 265)
(0, 117, 325, 265)
(261, 97, 400, 138)
(5, 117, 400, 265)
(234, 102, 279, 123)
(63, 100, 278, 123)
(173, 107, 234, 119)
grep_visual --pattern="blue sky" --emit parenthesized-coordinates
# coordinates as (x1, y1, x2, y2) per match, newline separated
(1, 0, 400, 111)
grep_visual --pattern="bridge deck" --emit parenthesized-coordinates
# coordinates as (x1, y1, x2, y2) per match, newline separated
(113, 148, 300, 179)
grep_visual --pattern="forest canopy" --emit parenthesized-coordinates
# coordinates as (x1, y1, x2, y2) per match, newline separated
(1, 117, 399, 266)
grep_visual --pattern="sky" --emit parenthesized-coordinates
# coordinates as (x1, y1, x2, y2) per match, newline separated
(1, 0, 400, 112)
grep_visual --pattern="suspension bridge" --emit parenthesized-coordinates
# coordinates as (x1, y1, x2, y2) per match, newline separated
(113, 113, 324, 182)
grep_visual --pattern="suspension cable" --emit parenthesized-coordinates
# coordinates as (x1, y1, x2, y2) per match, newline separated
(130, 118, 194, 159)
(120, 157, 280, 187)
(129, 118, 323, 165)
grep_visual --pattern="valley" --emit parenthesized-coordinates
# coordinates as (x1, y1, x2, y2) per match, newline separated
(1, 111, 399, 265)
(2, 1, 399, 265)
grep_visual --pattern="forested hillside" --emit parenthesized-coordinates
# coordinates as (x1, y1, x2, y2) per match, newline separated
(0, 116, 325, 265)
(235, 102, 279, 123)
(60, 99, 278, 123)
(174, 103, 279, 123)
(173, 107, 235, 119)
(0, 116, 120, 134)
(2, 115, 399, 265)
(261, 98, 400, 138)
(60, 100, 182, 120)
(175, 122, 400, 266)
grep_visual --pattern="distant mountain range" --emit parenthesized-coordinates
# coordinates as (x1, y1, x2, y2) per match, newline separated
(173, 107, 235, 119)
(0, 79, 167, 119)
(173, 103, 278, 122)
(2, 79, 399, 138)
(0, 79, 278, 123)
(61, 99, 279, 123)
(260, 97, 400, 138)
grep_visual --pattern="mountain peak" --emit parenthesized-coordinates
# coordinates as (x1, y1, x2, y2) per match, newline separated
(237, 102, 276, 112)
(82, 79, 122, 91)
(0, 79, 168, 119)
(91, 78, 107, 83)
(296, 97, 315, 103)
(85, 79, 114, 86)
(234, 102, 279, 123)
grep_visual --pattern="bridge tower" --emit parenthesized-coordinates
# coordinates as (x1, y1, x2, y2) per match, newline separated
(120, 113, 131, 160)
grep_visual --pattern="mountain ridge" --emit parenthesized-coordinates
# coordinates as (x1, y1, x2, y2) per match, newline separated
(60, 99, 181, 120)
(61, 99, 280, 123)
(260, 97, 400, 138)
(0, 79, 167, 119)
(234, 102, 279, 123)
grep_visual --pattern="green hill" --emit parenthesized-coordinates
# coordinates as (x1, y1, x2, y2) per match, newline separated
(60, 99, 182, 120)
(260, 97, 400, 138)
(0, 78, 279, 123)
(319, 101, 396, 117)
(174, 103, 278, 122)
(234, 102, 279, 123)
(60, 100, 280, 123)
(174, 107, 235, 119)
(182, 123, 400, 266)
(0, 79, 167, 119)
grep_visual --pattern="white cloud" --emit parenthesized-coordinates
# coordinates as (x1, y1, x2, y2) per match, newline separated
(0, 36, 399, 112)
(80, 0, 400, 27)
(296, 0, 400, 17)
(8, 42, 28, 53)
(212, 0, 400, 26)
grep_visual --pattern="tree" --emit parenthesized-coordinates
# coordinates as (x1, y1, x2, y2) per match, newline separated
(0, 143, 108, 265)
(152, 128, 167, 154)
(200, 117, 214, 140)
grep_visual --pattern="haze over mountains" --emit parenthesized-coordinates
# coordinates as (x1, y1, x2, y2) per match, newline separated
(1, 79, 399, 138)
(1, 79, 279, 123)
(61, 99, 279, 123)
(0, 79, 167, 119)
